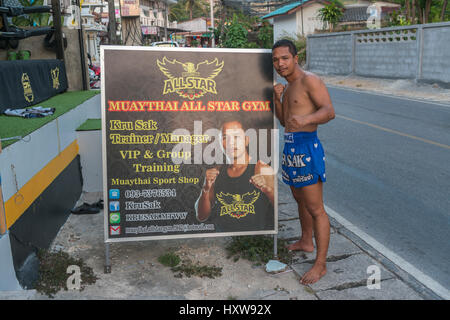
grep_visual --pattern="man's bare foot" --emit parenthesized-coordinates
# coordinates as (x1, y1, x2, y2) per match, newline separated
(300, 263, 327, 285)
(286, 239, 314, 252)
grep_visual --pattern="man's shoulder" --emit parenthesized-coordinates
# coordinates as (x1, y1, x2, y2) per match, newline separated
(301, 71, 323, 88)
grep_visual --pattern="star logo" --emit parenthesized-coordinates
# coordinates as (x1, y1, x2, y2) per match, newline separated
(157, 57, 224, 100)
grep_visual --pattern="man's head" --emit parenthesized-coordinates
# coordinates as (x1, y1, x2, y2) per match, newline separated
(272, 39, 297, 57)
(220, 120, 249, 162)
(272, 39, 299, 78)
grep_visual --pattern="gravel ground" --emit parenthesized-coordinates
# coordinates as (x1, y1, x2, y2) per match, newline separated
(318, 74, 450, 105)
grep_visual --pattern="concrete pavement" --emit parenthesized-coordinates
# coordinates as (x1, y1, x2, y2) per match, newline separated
(0, 177, 429, 300)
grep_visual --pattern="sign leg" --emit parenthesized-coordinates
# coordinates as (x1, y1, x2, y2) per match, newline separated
(273, 234, 278, 260)
(104, 243, 111, 273)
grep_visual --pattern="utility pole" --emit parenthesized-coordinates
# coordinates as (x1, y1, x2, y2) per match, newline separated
(164, 1, 168, 41)
(210, 0, 215, 47)
(51, 0, 65, 60)
(108, 0, 117, 44)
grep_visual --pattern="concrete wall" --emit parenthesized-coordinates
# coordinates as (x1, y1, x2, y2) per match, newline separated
(354, 29, 419, 78)
(177, 18, 207, 32)
(306, 22, 450, 85)
(307, 34, 353, 75)
(421, 25, 450, 84)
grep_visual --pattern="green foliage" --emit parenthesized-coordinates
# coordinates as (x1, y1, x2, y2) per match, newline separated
(257, 22, 273, 49)
(158, 252, 181, 267)
(225, 235, 293, 266)
(317, 1, 344, 31)
(245, 42, 259, 48)
(12, 0, 51, 27)
(222, 14, 248, 48)
(387, 0, 449, 24)
(277, 32, 307, 65)
(388, 10, 411, 26)
(34, 249, 97, 298)
(171, 260, 223, 279)
(169, 0, 209, 22)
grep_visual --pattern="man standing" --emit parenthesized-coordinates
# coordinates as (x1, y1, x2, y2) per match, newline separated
(272, 39, 335, 284)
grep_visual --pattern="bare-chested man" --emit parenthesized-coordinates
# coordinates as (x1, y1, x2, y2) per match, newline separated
(272, 39, 335, 284)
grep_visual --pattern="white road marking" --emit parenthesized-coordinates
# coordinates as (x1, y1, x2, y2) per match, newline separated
(327, 85, 450, 108)
(336, 114, 450, 150)
(324, 204, 450, 300)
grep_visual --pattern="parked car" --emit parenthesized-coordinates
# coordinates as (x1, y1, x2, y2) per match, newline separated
(151, 41, 179, 47)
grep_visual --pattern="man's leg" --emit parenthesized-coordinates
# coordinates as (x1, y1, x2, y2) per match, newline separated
(296, 180, 330, 285)
(286, 186, 314, 252)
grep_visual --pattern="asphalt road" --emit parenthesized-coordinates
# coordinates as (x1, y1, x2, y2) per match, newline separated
(278, 86, 450, 296)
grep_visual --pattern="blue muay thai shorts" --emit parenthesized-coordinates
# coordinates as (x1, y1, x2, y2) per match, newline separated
(282, 131, 326, 188)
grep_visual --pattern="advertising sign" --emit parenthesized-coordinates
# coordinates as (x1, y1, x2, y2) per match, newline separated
(101, 47, 277, 242)
(120, 0, 140, 17)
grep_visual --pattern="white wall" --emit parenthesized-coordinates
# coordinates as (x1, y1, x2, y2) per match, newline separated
(177, 18, 207, 32)
(296, 3, 327, 36)
(274, 14, 297, 41)
(273, 3, 327, 41)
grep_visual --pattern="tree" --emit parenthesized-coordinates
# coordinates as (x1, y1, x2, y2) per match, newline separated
(169, 0, 208, 22)
(317, 1, 344, 32)
(257, 21, 273, 49)
(222, 14, 248, 48)
(185, 0, 208, 20)
(388, 0, 449, 24)
(441, 0, 448, 21)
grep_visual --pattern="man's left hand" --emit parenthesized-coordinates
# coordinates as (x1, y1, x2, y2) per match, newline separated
(287, 114, 309, 129)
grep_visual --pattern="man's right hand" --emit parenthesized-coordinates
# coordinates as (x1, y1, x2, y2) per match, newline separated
(273, 83, 286, 102)
(203, 167, 220, 192)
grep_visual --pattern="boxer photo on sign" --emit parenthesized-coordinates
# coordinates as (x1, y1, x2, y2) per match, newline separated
(195, 119, 275, 233)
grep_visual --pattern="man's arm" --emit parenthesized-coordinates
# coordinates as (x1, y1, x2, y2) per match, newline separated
(273, 83, 285, 127)
(289, 75, 335, 128)
(195, 167, 219, 222)
(250, 161, 275, 206)
(195, 186, 215, 222)
(304, 75, 335, 125)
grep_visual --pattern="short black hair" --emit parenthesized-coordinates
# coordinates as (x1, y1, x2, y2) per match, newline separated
(272, 39, 297, 57)
(220, 119, 247, 134)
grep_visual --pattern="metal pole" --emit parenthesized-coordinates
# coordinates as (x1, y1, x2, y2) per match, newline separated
(210, 0, 215, 47)
(76, 0, 88, 90)
(417, 25, 424, 81)
(104, 242, 111, 273)
(164, 2, 168, 41)
(51, 0, 65, 60)
(273, 234, 278, 259)
(108, 0, 117, 44)
(0, 140, 7, 235)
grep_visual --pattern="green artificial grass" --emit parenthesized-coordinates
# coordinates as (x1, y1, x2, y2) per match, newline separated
(0, 90, 99, 148)
(76, 119, 101, 131)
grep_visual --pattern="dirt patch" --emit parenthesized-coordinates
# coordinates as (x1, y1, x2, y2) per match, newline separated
(319, 74, 450, 104)
(40, 192, 316, 300)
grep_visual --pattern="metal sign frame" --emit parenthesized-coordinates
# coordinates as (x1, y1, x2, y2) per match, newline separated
(101, 46, 278, 271)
